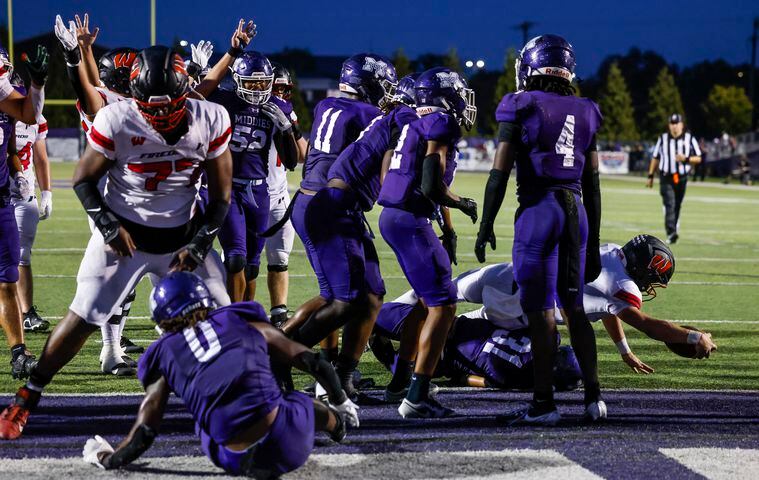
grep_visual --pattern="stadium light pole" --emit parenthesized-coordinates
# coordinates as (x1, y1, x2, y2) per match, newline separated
(7, 0, 13, 63)
(751, 17, 758, 130)
(150, 0, 156, 46)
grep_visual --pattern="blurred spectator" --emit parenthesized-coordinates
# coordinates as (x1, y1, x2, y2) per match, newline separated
(738, 155, 752, 186)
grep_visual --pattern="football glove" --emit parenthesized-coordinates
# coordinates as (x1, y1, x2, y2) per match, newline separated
(22, 45, 49, 86)
(439, 229, 457, 265)
(261, 102, 292, 131)
(334, 397, 360, 428)
(39, 190, 53, 220)
(54, 16, 80, 65)
(191, 40, 213, 70)
(82, 435, 114, 469)
(13, 172, 33, 202)
(474, 222, 496, 263)
(457, 197, 478, 224)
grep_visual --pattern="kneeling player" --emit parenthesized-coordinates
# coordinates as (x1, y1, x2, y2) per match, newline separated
(0, 46, 232, 440)
(80, 272, 358, 477)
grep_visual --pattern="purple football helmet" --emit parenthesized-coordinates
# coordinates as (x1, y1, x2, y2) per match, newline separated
(0, 46, 12, 75)
(553, 345, 582, 391)
(10, 72, 25, 95)
(231, 51, 274, 105)
(339, 53, 397, 107)
(149, 272, 216, 322)
(515, 34, 576, 91)
(391, 72, 420, 107)
(415, 67, 477, 130)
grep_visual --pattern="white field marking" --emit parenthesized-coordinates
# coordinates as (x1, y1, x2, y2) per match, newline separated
(660, 448, 759, 480)
(604, 174, 759, 192)
(0, 450, 603, 480)
(610, 188, 759, 205)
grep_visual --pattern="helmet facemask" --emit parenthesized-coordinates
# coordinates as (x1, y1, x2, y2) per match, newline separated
(379, 78, 398, 111)
(233, 72, 273, 105)
(272, 80, 293, 100)
(459, 86, 477, 130)
(135, 94, 188, 133)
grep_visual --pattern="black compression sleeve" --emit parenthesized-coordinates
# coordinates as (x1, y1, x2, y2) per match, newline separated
(421, 153, 444, 202)
(102, 425, 157, 469)
(480, 169, 509, 228)
(186, 199, 229, 263)
(498, 121, 520, 143)
(65, 64, 89, 113)
(582, 163, 602, 282)
(73, 181, 120, 242)
(296, 350, 348, 405)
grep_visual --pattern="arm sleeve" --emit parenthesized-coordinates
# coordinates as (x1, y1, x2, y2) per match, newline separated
(207, 106, 232, 159)
(652, 136, 662, 159)
(610, 284, 643, 315)
(36, 115, 48, 141)
(87, 108, 116, 159)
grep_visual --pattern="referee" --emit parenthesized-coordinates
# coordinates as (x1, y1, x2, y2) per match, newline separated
(646, 114, 702, 244)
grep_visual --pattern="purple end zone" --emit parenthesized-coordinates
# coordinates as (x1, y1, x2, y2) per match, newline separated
(1, 389, 758, 479)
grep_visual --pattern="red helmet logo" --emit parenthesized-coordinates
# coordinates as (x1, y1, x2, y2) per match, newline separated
(648, 254, 672, 275)
(173, 54, 187, 76)
(113, 52, 137, 69)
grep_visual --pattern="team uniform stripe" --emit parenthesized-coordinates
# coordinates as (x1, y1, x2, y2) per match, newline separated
(38, 122, 48, 133)
(89, 127, 115, 151)
(209, 126, 232, 151)
(613, 289, 642, 309)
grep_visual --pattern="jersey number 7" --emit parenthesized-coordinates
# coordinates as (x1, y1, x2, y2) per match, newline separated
(128, 159, 202, 191)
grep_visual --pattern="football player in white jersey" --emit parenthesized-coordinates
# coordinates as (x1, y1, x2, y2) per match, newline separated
(265, 63, 308, 326)
(8, 75, 52, 333)
(0, 46, 233, 441)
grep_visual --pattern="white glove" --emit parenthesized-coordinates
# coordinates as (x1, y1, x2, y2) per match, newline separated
(261, 102, 292, 131)
(39, 190, 53, 220)
(334, 396, 360, 428)
(82, 435, 114, 469)
(54, 15, 78, 52)
(191, 40, 213, 70)
(13, 173, 33, 202)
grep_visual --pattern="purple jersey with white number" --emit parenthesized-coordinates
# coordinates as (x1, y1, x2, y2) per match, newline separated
(300, 96, 381, 191)
(0, 112, 13, 188)
(495, 90, 601, 197)
(137, 302, 282, 445)
(211, 89, 278, 180)
(328, 104, 418, 211)
(377, 112, 460, 217)
(442, 316, 534, 389)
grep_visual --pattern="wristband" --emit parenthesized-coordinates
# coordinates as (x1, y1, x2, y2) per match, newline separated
(227, 46, 244, 58)
(647, 173, 654, 180)
(686, 331, 702, 345)
(616, 338, 631, 355)
(94, 211, 121, 244)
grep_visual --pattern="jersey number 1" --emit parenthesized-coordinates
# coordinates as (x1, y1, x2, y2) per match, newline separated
(555, 114, 575, 167)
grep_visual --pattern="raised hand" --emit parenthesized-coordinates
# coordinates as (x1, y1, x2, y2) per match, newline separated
(22, 45, 49, 86)
(231, 19, 256, 49)
(74, 13, 100, 49)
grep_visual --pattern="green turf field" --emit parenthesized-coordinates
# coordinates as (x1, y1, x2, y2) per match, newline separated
(1, 162, 757, 393)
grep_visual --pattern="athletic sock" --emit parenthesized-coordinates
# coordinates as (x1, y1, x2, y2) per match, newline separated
(530, 390, 556, 414)
(584, 381, 602, 405)
(406, 373, 431, 404)
(10, 344, 27, 361)
(335, 355, 359, 392)
(102, 315, 122, 348)
(387, 358, 413, 392)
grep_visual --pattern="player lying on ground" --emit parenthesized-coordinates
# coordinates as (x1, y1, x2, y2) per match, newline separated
(0, 45, 47, 379)
(80, 272, 358, 477)
(0, 46, 233, 440)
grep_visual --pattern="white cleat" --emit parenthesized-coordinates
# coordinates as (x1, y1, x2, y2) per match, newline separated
(100, 346, 136, 376)
(583, 400, 608, 423)
(398, 397, 454, 419)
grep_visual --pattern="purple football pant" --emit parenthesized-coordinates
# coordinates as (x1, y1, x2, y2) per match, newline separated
(305, 187, 385, 302)
(291, 192, 330, 299)
(198, 391, 315, 476)
(513, 191, 588, 312)
(374, 301, 415, 341)
(379, 207, 456, 307)
(0, 204, 19, 283)
(218, 182, 270, 268)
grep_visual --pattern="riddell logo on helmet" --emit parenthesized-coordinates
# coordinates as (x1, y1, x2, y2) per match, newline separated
(648, 254, 672, 274)
(362, 57, 388, 75)
(435, 71, 460, 89)
(536, 67, 571, 79)
(113, 52, 136, 69)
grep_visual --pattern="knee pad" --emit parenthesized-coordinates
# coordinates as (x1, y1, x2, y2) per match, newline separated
(245, 264, 260, 281)
(267, 264, 288, 273)
(224, 255, 246, 274)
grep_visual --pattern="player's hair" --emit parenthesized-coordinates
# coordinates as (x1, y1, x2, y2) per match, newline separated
(524, 76, 576, 96)
(158, 308, 211, 333)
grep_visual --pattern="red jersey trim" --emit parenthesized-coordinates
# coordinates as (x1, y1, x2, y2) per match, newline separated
(208, 126, 232, 151)
(90, 127, 115, 151)
(613, 290, 642, 310)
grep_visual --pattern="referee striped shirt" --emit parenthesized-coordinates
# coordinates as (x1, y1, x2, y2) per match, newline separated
(652, 132, 701, 175)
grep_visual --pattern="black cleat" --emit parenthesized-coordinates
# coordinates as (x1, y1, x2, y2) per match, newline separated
(10, 350, 37, 380)
(270, 311, 288, 329)
(120, 336, 144, 354)
(22, 307, 49, 332)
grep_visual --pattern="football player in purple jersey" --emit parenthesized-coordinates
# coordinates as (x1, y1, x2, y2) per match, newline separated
(377, 67, 478, 418)
(210, 51, 299, 303)
(78, 272, 358, 477)
(279, 72, 416, 398)
(273, 53, 396, 397)
(0, 45, 46, 380)
(475, 35, 605, 425)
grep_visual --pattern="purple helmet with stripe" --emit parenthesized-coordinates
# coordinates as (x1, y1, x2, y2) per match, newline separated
(391, 72, 420, 107)
(231, 51, 274, 105)
(149, 272, 216, 322)
(515, 34, 576, 91)
(339, 53, 397, 107)
(415, 67, 477, 130)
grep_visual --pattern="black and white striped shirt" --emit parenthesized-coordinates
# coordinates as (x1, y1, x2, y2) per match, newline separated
(652, 132, 702, 175)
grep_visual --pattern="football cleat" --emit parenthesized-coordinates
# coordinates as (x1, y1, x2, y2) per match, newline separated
(384, 383, 440, 403)
(22, 307, 49, 332)
(398, 397, 454, 419)
(327, 404, 347, 443)
(100, 346, 136, 376)
(0, 386, 39, 440)
(667, 233, 679, 245)
(583, 400, 608, 423)
(498, 403, 562, 427)
(10, 350, 37, 380)
(270, 311, 288, 329)
(120, 336, 144, 354)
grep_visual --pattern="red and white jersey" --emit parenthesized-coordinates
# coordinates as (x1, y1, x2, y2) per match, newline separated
(582, 243, 643, 321)
(266, 109, 299, 196)
(88, 98, 231, 228)
(78, 86, 127, 133)
(11, 115, 48, 195)
(455, 263, 526, 330)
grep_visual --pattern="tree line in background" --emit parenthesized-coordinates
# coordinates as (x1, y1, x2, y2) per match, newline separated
(5, 25, 755, 141)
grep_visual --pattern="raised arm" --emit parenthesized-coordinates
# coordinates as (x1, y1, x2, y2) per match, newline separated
(54, 15, 103, 118)
(83, 376, 170, 469)
(194, 19, 256, 98)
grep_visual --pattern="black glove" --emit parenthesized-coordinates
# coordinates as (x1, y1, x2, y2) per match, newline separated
(23, 45, 49, 86)
(584, 238, 602, 283)
(439, 229, 458, 265)
(457, 197, 478, 223)
(474, 222, 496, 263)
